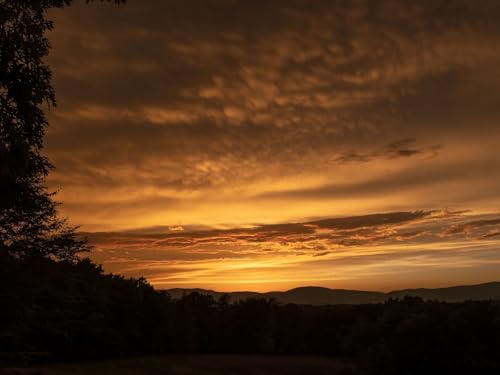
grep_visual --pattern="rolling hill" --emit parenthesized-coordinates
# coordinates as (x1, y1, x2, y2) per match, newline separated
(165, 282, 500, 305)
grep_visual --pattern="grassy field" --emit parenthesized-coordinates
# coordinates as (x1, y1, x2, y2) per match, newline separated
(0, 355, 358, 375)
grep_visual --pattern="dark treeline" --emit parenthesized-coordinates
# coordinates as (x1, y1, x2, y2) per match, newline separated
(3, 3, 498, 374)
(1, 255, 500, 374)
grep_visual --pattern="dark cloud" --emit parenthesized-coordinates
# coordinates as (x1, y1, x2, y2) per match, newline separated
(81, 210, 500, 289)
(85, 211, 431, 251)
(481, 231, 500, 240)
(38, 1, 500, 289)
(334, 138, 442, 163)
(445, 217, 500, 236)
(309, 211, 430, 229)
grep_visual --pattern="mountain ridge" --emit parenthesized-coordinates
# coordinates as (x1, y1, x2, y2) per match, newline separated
(165, 281, 500, 305)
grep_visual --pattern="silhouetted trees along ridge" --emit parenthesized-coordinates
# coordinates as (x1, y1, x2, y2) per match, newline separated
(2, 2, 500, 374)
(1, 0, 125, 261)
(165, 282, 500, 304)
(2, 255, 500, 374)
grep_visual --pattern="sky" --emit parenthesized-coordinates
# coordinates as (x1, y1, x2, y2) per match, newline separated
(44, 0, 500, 291)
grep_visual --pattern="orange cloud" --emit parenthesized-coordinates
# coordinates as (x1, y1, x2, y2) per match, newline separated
(83, 211, 500, 291)
(41, 1, 500, 289)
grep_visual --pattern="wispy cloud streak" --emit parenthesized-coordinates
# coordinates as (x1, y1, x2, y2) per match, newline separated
(85, 210, 500, 291)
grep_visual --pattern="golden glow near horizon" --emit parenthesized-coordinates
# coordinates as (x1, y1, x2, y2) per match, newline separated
(45, 1, 500, 291)
(85, 210, 500, 292)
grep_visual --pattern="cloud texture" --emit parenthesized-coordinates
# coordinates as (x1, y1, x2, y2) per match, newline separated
(83, 210, 500, 291)
(43, 1, 500, 289)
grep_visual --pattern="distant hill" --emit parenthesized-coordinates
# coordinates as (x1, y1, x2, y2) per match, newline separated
(165, 282, 500, 305)
(165, 288, 263, 301)
(388, 282, 500, 302)
(266, 287, 384, 305)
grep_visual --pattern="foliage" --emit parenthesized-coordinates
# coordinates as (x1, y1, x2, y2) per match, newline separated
(0, 0, 124, 260)
(1, 2, 499, 374)
(1, 256, 500, 374)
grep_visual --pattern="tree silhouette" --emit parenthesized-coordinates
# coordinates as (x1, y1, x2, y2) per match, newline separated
(0, 0, 124, 261)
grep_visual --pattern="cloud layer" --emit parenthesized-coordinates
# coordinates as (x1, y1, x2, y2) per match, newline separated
(42, 1, 500, 289)
(83, 210, 500, 291)
(44, 0, 500, 231)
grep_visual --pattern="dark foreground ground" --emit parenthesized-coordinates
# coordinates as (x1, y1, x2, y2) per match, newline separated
(0, 356, 357, 375)
(3, 257, 500, 374)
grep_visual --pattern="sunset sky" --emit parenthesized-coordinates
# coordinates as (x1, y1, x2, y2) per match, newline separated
(44, 0, 500, 291)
